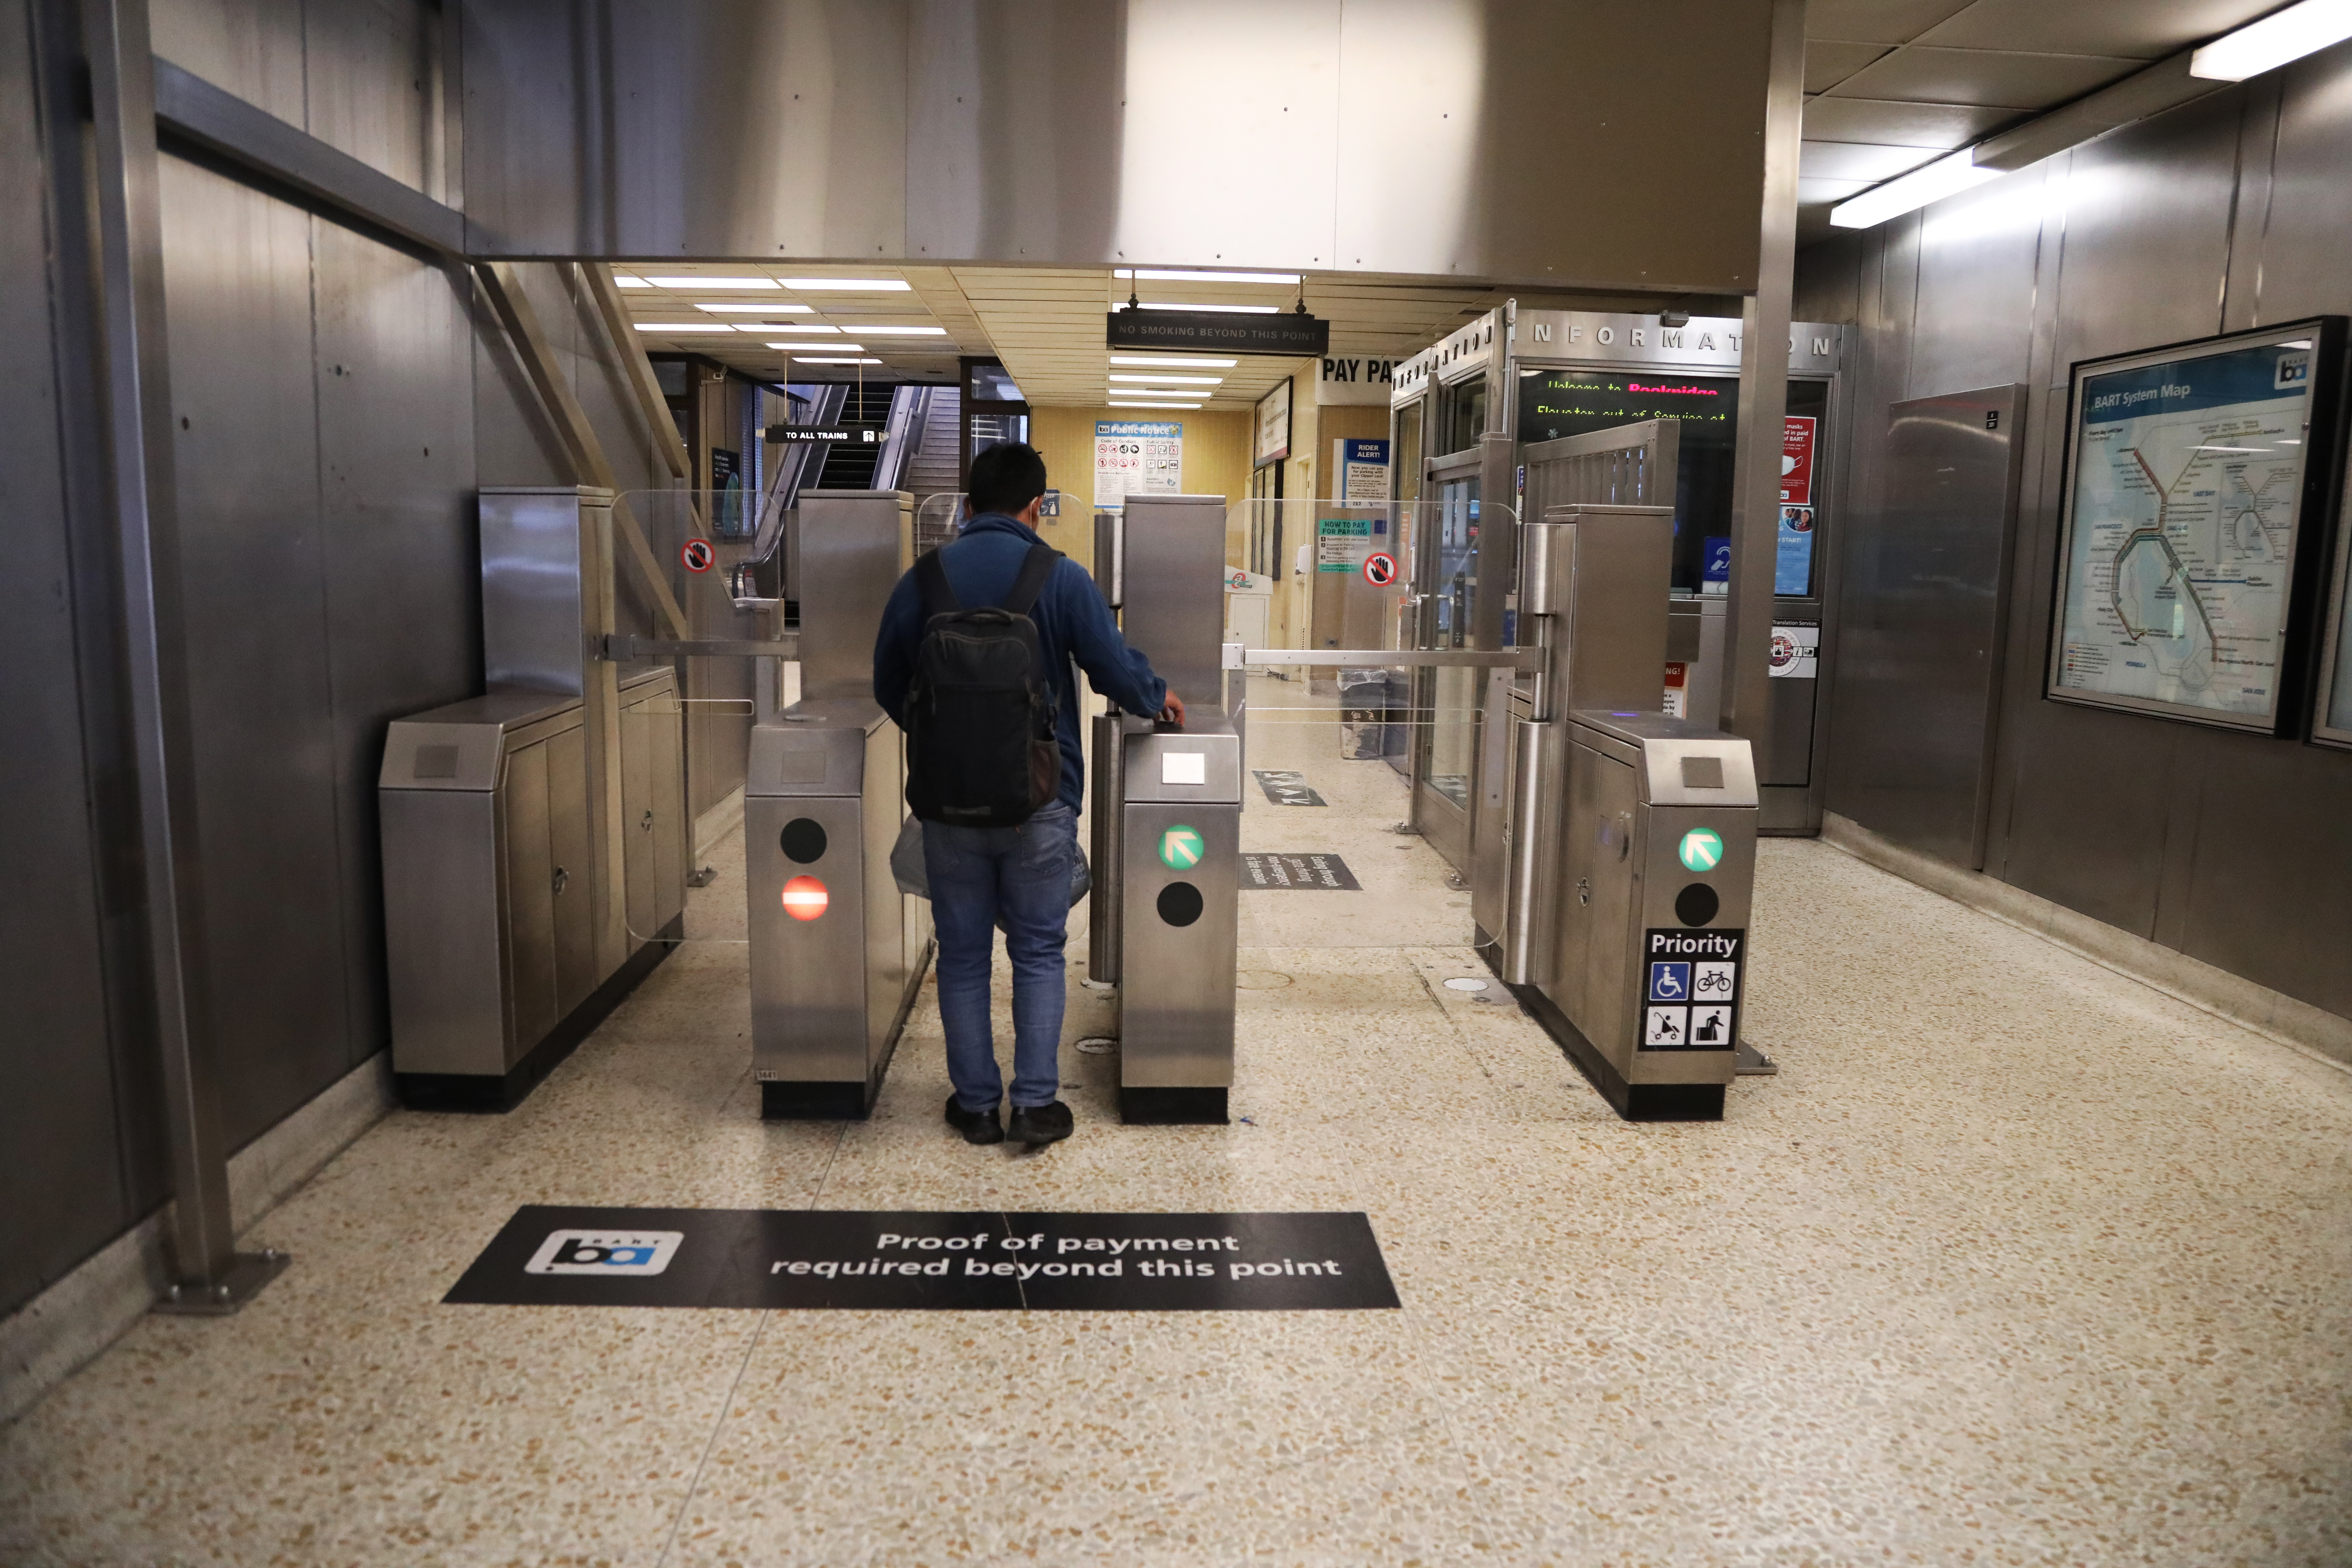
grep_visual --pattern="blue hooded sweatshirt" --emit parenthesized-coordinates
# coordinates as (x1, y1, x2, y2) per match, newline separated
(873, 512, 1170, 812)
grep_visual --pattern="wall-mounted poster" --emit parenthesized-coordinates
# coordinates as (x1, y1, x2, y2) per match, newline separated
(1253, 379, 1293, 468)
(1094, 421, 1183, 509)
(2046, 319, 2345, 734)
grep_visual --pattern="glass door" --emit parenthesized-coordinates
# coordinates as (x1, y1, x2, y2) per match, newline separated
(1410, 454, 1485, 870)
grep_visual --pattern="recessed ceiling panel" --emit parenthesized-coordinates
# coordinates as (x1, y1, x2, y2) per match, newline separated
(1802, 94, 2017, 147)
(1915, 0, 2285, 60)
(1806, 40, 1892, 93)
(1805, 0, 1972, 45)
(1828, 46, 2145, 110)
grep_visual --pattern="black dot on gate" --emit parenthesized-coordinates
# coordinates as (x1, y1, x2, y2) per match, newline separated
(1675, 882, 1720, 926)
(780, 818, 827, 864)
(1157, 881, 1203, 927)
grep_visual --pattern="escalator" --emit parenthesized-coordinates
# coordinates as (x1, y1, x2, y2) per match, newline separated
(805, 385, 897, 490)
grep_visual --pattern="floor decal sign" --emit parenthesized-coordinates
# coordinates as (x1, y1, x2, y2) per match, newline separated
(1241, 853, 1361, 890)
(448, 1208, 1400, 1311)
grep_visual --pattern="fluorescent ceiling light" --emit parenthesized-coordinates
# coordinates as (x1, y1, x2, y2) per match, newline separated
(856, 325, 950, 335)
(1110, 355, 1240, 368)
(1110, 373, 1222, 385)
(1108, 399, 1203, 409)
(1134, 301, 1281, 314)
(779, 278, 910, 291)
(758, 324, 846, 334)
(1115, 392, 1216, 401)
(768, 343, 862, 351)
(642, 275, 777, 289)
(698, 302, 812, 314)
(614, 275, 650, 287)
(1116, 268, 1300, 285)
(793, 356, 885, 365)
(2191, 0, 2352, 79)
(1830, 150, 2002, 230)
(635, 322, 735, 333)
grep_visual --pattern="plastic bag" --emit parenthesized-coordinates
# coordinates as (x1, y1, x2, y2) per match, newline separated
(889, 814, 1091, 908)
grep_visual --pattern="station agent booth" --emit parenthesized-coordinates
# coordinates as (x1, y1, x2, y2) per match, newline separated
(1385, 304, 1845, 878)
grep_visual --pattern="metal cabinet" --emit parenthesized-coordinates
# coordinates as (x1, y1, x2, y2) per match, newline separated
(380, 666, 685, 1105)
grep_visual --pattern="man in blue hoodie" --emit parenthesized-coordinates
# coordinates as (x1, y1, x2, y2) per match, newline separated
(874, 443, 1184, 1148)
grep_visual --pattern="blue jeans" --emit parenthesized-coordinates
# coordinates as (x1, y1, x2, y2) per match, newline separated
(924, 803, 1075, 1111)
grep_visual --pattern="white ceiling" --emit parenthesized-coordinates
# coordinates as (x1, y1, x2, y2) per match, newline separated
(1799, 0, 2285, 240)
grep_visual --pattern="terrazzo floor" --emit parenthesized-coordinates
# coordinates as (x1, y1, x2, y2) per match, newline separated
(4, 676, 2349, 1565)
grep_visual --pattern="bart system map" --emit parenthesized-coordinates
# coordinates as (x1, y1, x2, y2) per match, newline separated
(2053, 338, 2318, 724)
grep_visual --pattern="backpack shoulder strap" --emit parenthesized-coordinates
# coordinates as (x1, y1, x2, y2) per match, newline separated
(914, 549, 959, 617)
(1002, 543, 1060, 617)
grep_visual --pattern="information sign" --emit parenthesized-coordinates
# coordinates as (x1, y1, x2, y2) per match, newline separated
(1780, 415, 1816, 504)
(451, 1207, 1400, 1311)
(2048, 321, 2343, 733)
(1253, 380, 1293, 467)
(1316, 516, 1373, 572)
(1776, 506, 1815, 596)
(1240, 853, 1361, 890)
(1768, 623, 1819, 679)
(1640, 929, 1743, 1052)
(1094, 420, 1183, 509)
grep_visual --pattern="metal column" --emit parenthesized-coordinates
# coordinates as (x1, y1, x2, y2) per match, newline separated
(85, 0, 284, 1312)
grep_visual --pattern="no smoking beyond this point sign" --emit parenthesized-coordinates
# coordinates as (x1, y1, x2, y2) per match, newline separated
(680, 538, 715, 573)
(1363, 552, 1396, 586)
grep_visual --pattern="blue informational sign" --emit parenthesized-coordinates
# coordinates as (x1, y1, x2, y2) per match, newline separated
(1776, 506, 1815, 596)
(1648, 962, 1691, 1002)
(1343, 438, 1389, 465)
(1702, 536, 1732, 586)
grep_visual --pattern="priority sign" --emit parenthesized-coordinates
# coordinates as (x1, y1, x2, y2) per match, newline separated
(680, 538, 715, 573)
(1362, 552, 1396, 586)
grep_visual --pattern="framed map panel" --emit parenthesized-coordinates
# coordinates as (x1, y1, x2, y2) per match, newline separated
(2046, 319, 2346, 734)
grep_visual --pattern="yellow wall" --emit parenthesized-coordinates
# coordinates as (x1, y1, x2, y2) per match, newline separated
(1028, 405, 1255, 577)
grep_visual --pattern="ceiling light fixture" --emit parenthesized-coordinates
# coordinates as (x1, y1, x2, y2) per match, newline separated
(614, 275, 650, 287)
(793, 356, 886, 365)
(1830, 149, 2001, 230)
(634, 322, 736, 333)
(779, 278, 911, 291)
(854, 325, 951, 335)
(756, 324, 846, 334)
(642, 275, 778, 289)
(1132, 301, 1281, 314)
(1108, 399, 1204, 409)
(1109, 373, 1222, 385)
(1110, 355, 1240, 368)
(2191, 0, 2352, 79)
(697, 302, 812, 314)
(769, 343, 862, 351)
(1115, 268, 1301, 285)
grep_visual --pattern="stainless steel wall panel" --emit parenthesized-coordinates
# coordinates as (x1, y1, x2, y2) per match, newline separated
(310, 219, 480, 1065)
(2246, 43, 2352, 323)
(1826, 386, 2025, 869)
(0, 0, 139, 1317)
(2177, 742, 2352, 1018)
(1905, 171, 2043, 399)
(298, 0, 433, 192)
(2044, 95, 2241, 373)
(905, 0, 1124, 264)
(158, 152, 356, 1150)
(453, 0, 1776, 292)
(149, 0, 305, 123)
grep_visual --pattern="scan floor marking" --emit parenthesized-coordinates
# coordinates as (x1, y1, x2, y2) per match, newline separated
(1241, 853, 1361, 890)
(447, 1208, 1400, 1310)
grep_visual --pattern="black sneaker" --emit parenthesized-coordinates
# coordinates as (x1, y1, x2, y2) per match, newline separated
(1007, 1100, 1074, 1147)
(945, 1096, 1004, 1145)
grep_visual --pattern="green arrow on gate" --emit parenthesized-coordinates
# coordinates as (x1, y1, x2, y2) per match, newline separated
(1678, 828, 1724, 872)
(1158, 825, 1205, 870)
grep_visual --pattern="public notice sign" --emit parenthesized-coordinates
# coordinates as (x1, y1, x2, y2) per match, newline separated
(448, 1208, 1400, 1311)
(1780, 415, 1816, 505)
(2049, 323, 2341, 733)
(1109, 308, 1330, 358)
(1094, 420, 1183, 509)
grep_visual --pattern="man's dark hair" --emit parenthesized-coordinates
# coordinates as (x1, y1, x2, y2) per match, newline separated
(968, 442, 1049, 517)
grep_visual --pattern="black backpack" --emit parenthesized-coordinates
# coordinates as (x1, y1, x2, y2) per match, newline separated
(904, 542, 1062, 827)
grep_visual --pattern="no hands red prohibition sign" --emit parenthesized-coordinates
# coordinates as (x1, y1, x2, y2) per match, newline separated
(680, 538, 715, 573)
(1362, 552, 1397, 587)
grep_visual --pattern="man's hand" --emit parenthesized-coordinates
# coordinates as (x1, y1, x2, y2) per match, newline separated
(1158, 692, 1187, 728)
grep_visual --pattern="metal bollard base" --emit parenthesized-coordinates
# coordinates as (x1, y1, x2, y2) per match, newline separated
(1119, 1087, 1228, 1125)
(154, 1248, 289, 1316)
(1735, 1040, 1779, 1076)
